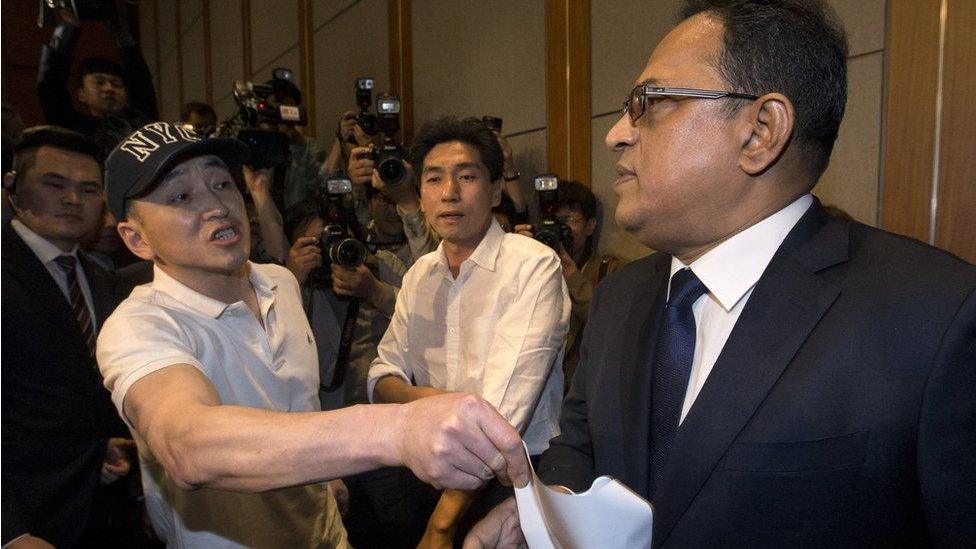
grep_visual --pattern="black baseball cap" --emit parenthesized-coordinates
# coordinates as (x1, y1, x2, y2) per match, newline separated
(104, 122, 249, 220)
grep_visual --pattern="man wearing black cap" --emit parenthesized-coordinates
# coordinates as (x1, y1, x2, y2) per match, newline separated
(37, 8, 158, 157)
(96, 122, 532, 547)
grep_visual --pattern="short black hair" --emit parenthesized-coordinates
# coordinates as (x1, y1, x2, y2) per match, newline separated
(180, 101, 217, 123)
(556, 179, 597, 220)
(75, 57, 126, 87)
(284, 198, 320, 242)
(410, 117, 503, 185)
(682, 0, 848, 177)
(12, 126, 102, 185)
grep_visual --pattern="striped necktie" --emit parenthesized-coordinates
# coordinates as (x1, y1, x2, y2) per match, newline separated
(54, 255, 96, 356)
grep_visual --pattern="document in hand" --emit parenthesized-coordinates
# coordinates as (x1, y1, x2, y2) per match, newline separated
(514, 443, 653, 549)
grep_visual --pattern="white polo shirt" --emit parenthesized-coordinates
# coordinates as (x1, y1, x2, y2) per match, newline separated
(97, 261, 346, 548)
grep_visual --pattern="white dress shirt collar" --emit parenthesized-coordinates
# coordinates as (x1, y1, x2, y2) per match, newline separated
(10, 218, 80, 263)
(150, 261, 279, 319)
(672, 194, 814, 311)
(431, 218, 505, 279)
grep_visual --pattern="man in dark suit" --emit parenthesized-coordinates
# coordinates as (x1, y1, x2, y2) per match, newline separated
(466, 1, 975, 547)
(1, 127, 139, 547)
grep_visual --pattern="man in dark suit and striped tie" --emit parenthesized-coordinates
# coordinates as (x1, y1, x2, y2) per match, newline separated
(1, 126, 144, 547)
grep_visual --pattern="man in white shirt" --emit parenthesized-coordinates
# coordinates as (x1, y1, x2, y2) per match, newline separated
(368, 116, 570, 546)
(469, 0, 975, 547)
(96, 122, 533, 548)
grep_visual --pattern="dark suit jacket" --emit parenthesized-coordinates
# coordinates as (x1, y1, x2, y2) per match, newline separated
(537, 202, 976, 547)
(1, 223, 125, 546)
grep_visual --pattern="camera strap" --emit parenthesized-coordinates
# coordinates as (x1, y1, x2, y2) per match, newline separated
(321, 298, 359, 392)
(598, 257, 613, 282)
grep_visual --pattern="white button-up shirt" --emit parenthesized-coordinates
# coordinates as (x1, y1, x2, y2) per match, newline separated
(368, 220, 571, 455)
(675, 194, 813, 423)
(11, 218, 98, 330)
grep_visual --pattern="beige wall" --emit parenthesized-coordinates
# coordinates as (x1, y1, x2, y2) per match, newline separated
(312, 0, 389, 140)
(141, 0, 388, 142)
(411, 0, 548, 214)
(142, 1, 889, 262)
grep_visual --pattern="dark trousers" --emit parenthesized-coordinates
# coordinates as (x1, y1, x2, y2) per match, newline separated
(78, 473, 158, 548)
(342, 456, 542, 549)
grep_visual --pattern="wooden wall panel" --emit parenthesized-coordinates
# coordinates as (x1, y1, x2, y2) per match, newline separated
(311, 0, 389, 142)
(203, 0, 213, 104)
(242, 0, 253, 79)
(881, 0, 940, 242)
(298, 0, 316, 136)
(934, 0, 976, 262)
(547, 0, 591, 185)
(389, 0, 413, 143)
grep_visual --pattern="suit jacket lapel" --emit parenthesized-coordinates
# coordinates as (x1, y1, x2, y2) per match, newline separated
(79, 253, 117, 329)
(618, 253, 670, 498)
(651, 203, 850, 545)
(2, 224, 85, 341)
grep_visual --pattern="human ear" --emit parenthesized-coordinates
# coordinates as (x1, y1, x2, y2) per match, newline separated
(117, 218, 156, 261)
(584, 217, 597, 237)
(490, 179, 502, 208)
(3, 172, 16, 194)
(739, 93, 795, 175)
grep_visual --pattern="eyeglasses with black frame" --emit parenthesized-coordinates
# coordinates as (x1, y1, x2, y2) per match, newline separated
(624, 84, 759, 125)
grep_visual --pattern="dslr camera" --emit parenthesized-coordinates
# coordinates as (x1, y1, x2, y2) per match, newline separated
(308, 174, 368, 287)
(221, 67, 307, 168)
(353, 77, 378, 137)
(533, 174, 573, 252)
(368, 94, 408, 186)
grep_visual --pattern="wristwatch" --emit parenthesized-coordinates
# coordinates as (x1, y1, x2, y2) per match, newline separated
(503, 170, 521, 182)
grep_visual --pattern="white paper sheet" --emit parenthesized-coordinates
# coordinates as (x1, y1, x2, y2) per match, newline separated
(514, 444, 653, 549)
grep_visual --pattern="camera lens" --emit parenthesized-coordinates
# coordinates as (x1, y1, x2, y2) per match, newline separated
(331, 238, 367, 269)
(378, 157, 406, 186)
(536, 229, 560, 251)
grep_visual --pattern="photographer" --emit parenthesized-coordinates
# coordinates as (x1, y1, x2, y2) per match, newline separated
(324, 109, 381, 232)
(285, 192, 428, 548)
(248, 71, 327, 211)
(283, 194, 405, 410)
(322, 110, 374, 176)
(37, 7, 158, 157)
(347, 148, 437, 268)
(515, 179, 621, 390)
(491, 128, 529, 226)
(242, 165, 290, 264)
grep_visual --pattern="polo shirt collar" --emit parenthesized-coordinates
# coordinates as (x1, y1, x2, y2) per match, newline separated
(672, 194, 814, 311)
(151, 260, 278, 319)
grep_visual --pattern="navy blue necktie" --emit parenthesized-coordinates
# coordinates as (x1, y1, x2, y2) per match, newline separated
(649, 268, 707, 496)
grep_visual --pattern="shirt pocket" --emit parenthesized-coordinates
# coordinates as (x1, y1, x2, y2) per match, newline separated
(722, 429, 869, 473)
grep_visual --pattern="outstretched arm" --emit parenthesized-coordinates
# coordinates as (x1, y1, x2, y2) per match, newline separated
(123, 364, 529, 492)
